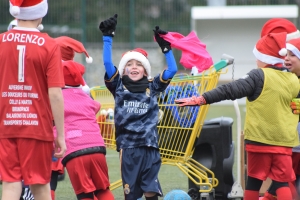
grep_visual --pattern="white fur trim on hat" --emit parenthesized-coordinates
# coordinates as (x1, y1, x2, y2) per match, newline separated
(253, 46, 284, 65)
(10, 0, 48, 20)
(287, 30, 300, 41)
(118, 51, 151, 79)
(286, 43, 300, 59)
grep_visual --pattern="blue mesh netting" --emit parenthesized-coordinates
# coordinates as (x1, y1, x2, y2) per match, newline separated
(160, 84, 200, 128)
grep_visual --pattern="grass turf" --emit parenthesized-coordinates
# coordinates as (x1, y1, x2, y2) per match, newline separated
(0, 104, 246, 199)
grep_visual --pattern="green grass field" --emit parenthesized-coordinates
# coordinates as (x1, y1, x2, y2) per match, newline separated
(0, 104, 247, 199)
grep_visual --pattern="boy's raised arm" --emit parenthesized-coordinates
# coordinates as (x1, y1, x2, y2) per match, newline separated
(100, 14, 118, 79)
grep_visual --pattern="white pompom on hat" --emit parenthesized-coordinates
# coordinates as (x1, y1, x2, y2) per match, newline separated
(253, 32, 287, 65)
(261, 18, 300, 41)
(9, 0, 48, 20)
(54, 36, 93, 63)
(118, 48, 151, 79)
(82, 84, 91, 95)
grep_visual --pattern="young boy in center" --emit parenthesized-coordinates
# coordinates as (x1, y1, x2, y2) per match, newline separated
(175, 32, 300, 200)
(99, 14, 178, 200)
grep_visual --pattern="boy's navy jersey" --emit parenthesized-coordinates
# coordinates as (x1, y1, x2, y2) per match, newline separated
(105, 72, 170, 151)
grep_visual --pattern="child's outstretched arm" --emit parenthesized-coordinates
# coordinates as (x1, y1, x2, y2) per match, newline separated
(163, 50, 177, 80)
(153, 26, 177, 80)
(175, 68, 262, 106)
(99, 14, 118, 79)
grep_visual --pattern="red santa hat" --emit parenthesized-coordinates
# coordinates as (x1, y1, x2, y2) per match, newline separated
(9, 0, 48, 20)
(261, 18, 300, 41)
(118, 48, 151, 79)
(286, 38, 300, 59)
(54, 36, 93, 63)
(63, 60, 85, 86)
(253, 32, 287, 65)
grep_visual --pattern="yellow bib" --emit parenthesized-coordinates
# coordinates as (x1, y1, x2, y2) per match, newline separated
(244, 68, 299, 147)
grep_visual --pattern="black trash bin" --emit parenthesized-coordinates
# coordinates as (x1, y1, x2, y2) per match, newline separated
(188, 117, 235, 200)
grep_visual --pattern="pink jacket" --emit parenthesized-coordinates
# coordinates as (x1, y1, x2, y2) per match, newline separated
(54, 88, 105, 159)
(160, 31, 213, 73)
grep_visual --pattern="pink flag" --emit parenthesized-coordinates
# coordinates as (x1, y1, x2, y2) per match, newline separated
(160, 31, 213, 73)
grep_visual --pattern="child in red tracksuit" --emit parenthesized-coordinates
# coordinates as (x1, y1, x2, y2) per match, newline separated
(0, 1, 66, 200)
(176, 32, 300, 200)
(6, 13, 65, 200)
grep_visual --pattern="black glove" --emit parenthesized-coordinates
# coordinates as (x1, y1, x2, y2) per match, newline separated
(99, 14, 118, 37)
(153, 26, 171, 53)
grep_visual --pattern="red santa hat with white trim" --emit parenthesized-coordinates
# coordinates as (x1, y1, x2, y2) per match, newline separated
(253, 32, 287, 65)
(261, 18, 300, 41)
(54, 36, 93, 63)
(286, 38, 300, 59)
(118, 48, 151, 79)
(9, 0, 48, 20)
